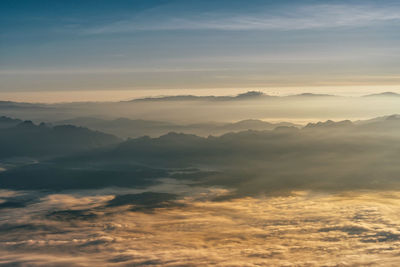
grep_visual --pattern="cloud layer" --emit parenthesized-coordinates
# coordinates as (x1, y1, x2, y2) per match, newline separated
(1, 189, 400, 266)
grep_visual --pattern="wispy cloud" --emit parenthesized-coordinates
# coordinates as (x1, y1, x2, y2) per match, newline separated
(82, 4, 400, 34)
(0, 68, 228, 75)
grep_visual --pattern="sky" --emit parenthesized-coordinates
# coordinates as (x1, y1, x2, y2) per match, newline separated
(1, 0, 400, 101)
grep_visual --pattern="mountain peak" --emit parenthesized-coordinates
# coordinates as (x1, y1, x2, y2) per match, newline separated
(236, 91, 265, 98)
(290, 93, 335, 98)
(363, 92, 400, 97)
(15, 120, 36, 129)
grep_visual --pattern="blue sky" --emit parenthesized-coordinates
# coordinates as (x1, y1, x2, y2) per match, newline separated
(1, 0, 400, 99)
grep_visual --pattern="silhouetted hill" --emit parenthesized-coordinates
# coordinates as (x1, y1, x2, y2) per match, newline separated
(220, 119, 296, 131)
(235, 91, 267, 99)
(306, 115, 400, 133)
(363, 92, 400, 97)
(0, 116, 22, 129)
(357, 114, 400, 132)
(0, 120, 121, 159)
(55, 117, 176, 138)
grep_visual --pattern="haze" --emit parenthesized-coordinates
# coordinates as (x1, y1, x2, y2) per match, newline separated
(2, 1, 400, 266)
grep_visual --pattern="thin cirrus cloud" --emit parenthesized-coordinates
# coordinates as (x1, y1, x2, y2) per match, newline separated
(0, 67, 228, 75)
(81, 4, 400, 34)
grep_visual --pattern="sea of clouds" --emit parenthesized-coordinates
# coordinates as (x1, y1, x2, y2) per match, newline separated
(1, 183, 400, 266)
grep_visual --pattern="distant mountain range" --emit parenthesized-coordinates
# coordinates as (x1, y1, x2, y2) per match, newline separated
(304, 114, 400, 132)
(5, 112, 400, 145)
(130, 91, 337, 102)
(129, 91, 269, 102)
(130, 91, 400, 102)
(54, 117, 300, 138)
(3, 114, 400, 192)
(1, 91, 400, 109)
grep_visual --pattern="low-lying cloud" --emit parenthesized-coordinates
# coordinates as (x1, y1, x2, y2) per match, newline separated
(1, 189, 400, 266)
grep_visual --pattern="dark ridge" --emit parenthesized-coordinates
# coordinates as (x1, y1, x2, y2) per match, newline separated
(0, 120, 121, 159)
(304, 120, 353, 129)
(0, 116, 22, 129)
